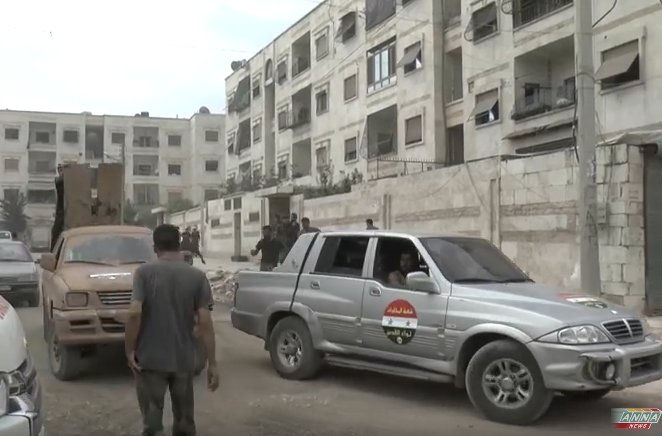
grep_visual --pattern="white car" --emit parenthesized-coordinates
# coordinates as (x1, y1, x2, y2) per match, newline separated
(0, 296, 45, 435)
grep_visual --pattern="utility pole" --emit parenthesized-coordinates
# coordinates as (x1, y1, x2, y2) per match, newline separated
(120, 142, 126, 224)
(575, 0, 601, 294)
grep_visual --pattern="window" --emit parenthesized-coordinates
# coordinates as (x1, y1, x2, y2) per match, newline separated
(168, 135, 182, 146)
(472, 89, 499, 125)
(27, 189, 56, 204)
(365, 0, 396, 30)
(253, 119, 262, 143)
(111, 132, 125, 145)
(227, 132, 236, 154)
(472, 3, 498, 42)
(316, 143, 329, 168)
(205, 130, 219, 142)
(315, 30, 329, 60)
(405, 115, 423, 145)
(168, 164, 181, 176)
(249, 212, 260, 222)
(314, 236, 369, 277)
(205, 189, 219, 201)
(224, 199, 232, 211)
(4, 128, 19, 140)
(344, 74, 358, 101)
(373, 237, 428, 286)
(400, 42, 422, 74)
(596, 40, 640, 90)
(278, 108, 289, 130)
(135, 164, 155, 176)
(211, 218, 221, 227)
(133, 184, 159, 205)
(205, 160, 219, 172)
(338, 12, 357, 42)
(35, 132, 50, 143)
(4, 158, 19, 172)
(233, 197, 242, 209)
(514, 0, 572, 28)
(316, 89, 329, 115)
(344, 137, 358, 162)
(277, 60, 288, 84)
(277, 159, 288, 179)
(367, 38, 397, 92)
(252, 78, 261, 99)
(63, 130, 79, 143)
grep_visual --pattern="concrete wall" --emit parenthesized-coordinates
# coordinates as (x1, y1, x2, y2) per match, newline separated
(177, 144, 647, 310)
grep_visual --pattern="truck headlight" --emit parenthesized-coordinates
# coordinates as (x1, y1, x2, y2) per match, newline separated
(0, 376, 8, 416)
(539, 325, 610, 344)
(65, 292, 88, 307)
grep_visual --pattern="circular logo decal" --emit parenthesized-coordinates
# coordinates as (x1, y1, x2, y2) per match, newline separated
(382, 299, 418, 345)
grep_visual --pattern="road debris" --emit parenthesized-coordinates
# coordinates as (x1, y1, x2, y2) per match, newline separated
(208, 269, 239, 305)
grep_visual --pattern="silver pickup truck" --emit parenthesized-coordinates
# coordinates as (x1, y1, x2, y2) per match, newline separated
(231, 231, 662, 425)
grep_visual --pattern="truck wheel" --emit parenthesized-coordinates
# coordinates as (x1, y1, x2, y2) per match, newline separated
(465, 339, 553, 425)
(193, 339, 207, 376)
(48, 330, 81, 381)
(268, 316, 322, 380)
(561, 389, 611, 401)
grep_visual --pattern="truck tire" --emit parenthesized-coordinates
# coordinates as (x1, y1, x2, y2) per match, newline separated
(48, 329, 81, 381)
(561, 389, 611, 401)
(193, 339, 207, 376)
(465, 339, 553, 425)
(268, 316, 323, 380)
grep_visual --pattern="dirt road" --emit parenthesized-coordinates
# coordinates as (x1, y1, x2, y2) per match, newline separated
(14, 304, 662, 435)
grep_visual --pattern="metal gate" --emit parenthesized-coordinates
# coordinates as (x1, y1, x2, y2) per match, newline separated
(645, 153, 662, 314)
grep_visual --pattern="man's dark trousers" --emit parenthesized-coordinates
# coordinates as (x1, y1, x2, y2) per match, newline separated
(136, 370, 196, 436)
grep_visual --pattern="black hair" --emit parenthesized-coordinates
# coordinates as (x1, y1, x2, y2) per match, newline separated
(153, 224, 180, 251)
(263, 225, 272, 231)
(366, 218, 373, 224)
(301, 217, 310, 223)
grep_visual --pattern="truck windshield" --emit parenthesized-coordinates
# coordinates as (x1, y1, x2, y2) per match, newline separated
(64, 235, 155, 265)
(420, 237, 530, 284)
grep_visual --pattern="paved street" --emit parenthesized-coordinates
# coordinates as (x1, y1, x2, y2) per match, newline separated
(10, 301, 662, 436)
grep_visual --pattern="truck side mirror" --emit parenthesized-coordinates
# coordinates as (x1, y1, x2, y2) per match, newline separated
(406, 271, 440, 294)
(40, 253, 56, 272)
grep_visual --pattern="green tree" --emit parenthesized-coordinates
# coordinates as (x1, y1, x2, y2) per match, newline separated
(0, 191, 29, 235)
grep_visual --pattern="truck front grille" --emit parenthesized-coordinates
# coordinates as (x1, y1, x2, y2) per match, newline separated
(98, 290, 132, 306)
(602, 319, 644, 342)
(100, 317, 125, 333)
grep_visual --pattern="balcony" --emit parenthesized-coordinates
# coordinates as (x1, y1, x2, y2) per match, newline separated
(290, 86, 311, 130)
(28, 122, 56, 149)
(512, 84, 575, 121)
(513, 0, 573, 29)
(133, 126, 159, 150)
(28, 151, 57, 177)
(291, 32, 311, 78)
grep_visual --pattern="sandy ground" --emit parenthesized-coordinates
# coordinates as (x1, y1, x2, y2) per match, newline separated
(8, 300, 661, 436)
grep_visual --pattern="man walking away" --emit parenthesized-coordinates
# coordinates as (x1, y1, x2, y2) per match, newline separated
(366, 218, 379, 230)
(125, 224, 219, 436)
(191, 226, 206, 265)
(299, 217, 321, 235)
(250, 225, 284, 271)
(285, 213, 300, 251)
(181, 227, 192, 253)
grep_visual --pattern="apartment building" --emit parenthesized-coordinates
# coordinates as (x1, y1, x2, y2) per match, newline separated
(0, 108, 225, 247)
(224, 0, 662, 186)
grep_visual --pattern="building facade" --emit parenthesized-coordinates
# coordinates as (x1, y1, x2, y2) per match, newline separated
(0, 108, 225, 248)
(224, 0, 662, 184)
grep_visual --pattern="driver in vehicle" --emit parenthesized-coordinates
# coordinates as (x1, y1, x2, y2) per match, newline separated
(388, 251, 416, 287)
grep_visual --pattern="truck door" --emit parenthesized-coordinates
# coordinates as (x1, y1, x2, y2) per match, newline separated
(294, 235, 369, 347)
(360, 236, 448, 361)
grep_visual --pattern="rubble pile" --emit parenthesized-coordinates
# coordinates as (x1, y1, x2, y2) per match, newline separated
(208, 269, 238, 305)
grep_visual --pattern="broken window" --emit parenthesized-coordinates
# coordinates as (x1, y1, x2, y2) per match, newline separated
(405, 115, 423, 145)
(399, 41, 422, 74)
(367, 38, 397, 92)
(472, 89, 500, 126)
(472, 3, 498, 42)
(27, 189, 56, 204)
(344, 137, 358, 162)
(365, 0, 396, 30)
(596, 40, 640, 90)
(205, 160, 219, 172)
(316, 30, 329, 60)
(4, 158, 19, 172)
(111, 132, 125, 145)
(253, 119, 262, 143)
(168, 164, 181, 176)
(168, 135, 182, 146)
(316, 88, 329, 115)
(4, 128, 19, 140)
(277, 60, 288, 84)
(337, 12, 357, 42)
(344, 74, 358, 101)
(63, 130, 79, 143)
(35, 132, 50, 143)
(205, 130, 219, 142)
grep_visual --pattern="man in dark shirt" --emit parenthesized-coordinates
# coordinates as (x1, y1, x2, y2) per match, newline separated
(285, 213, 300, 251)
(251, 225, 284, 271)
(366, 218, 378, 230)
(299, 217, 321, 235)
(125, 224, 219, 436)
(190, 226, 206, 265)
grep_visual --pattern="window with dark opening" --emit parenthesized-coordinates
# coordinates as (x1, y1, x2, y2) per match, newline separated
(314, 236, 369, 277)
(168, 164, 181, 176)
(400, 42, 422, 74)
(365, 0, 396, 30)
(111, 132, 125, 145)
(472, 89, 499, 126)
(63, 130, 79, 143)
(344, 137, 358, 162)
(316, 89, 329, 115)
(344, 74, 358, 101)
(596, 40, 640, 90)
(337, 12, 357, 42)
(4, 128, 19, 140)
(168, 135, 182, 146)
(472, 3, 498, 42)
(205, 160, 219, 172)
(205, 130, 219, 142)
(35, 132, 50, 143)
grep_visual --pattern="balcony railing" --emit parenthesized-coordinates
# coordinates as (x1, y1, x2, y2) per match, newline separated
(511, 84, 575, 121)
(514, 0, 572, 28)
(292, 57, 310, 77)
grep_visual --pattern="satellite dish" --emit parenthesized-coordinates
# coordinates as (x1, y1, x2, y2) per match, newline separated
(231, 61, 242, 71)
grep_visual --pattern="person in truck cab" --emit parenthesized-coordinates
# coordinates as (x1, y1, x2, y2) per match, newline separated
(388, 251, 417, 287)
(251, 225, 284, 271)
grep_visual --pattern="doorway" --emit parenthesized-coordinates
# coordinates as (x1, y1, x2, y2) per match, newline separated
(645, 152, 662, 314)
